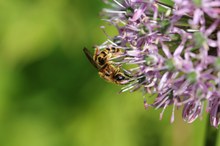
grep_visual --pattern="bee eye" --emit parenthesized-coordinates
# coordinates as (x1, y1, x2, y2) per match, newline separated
(115, 74, 125, 81)
(98, 57, 105, 65)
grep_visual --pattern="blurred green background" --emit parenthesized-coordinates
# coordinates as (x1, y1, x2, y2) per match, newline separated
(0, 0, 214, 146)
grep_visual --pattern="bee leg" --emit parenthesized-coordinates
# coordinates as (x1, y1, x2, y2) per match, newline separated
(93, 48, 99, 61)
(98, 71, 114, 84)
(98, 72, 107, 82)
(113, 65, 132, 78)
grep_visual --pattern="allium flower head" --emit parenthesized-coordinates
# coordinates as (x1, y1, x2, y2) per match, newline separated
(96, 0, 220, 127)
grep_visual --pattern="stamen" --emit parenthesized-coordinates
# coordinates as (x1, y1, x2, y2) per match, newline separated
(176, 97, 193, 106)
(170, 101, 176, 123)
(103, 9, 127, 14)
(107, 39, 118, 46)
(160, 102, 168, 120)
(119, 84, 136, 93)
(156, 1, 174, 9)
(113, 0, 126, 8)
(126, 60, 146, 64)
(109, 54, 127, 61)
(129, 66, 141, 71)
(156, 96, 169, 109)
(121, 80, 139, 90)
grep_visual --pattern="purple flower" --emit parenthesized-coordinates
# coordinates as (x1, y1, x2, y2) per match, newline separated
(182, 100, 202, 123)
(96, 0, 220, 127)
(209, 94, 220, 128)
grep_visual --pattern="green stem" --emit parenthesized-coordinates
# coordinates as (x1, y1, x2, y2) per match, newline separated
(204, 115, 219, 146)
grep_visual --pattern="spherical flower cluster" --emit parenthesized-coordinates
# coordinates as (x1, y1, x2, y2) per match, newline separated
(98, 0, 220, 127)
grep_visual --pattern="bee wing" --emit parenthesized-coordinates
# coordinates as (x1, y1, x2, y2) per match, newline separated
(83, 47, 99, 70)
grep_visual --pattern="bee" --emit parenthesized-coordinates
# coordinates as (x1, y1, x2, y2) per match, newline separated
(83, 47, 131, 85)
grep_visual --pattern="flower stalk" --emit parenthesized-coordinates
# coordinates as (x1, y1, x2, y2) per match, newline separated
(205, 115, 219, 146)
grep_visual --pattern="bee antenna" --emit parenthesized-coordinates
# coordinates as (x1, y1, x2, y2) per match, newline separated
(83, 47, 88, 51)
